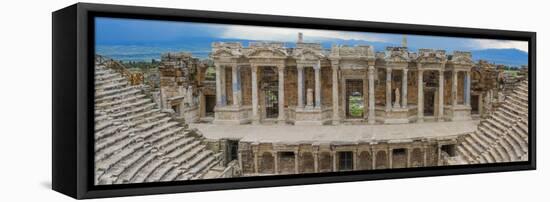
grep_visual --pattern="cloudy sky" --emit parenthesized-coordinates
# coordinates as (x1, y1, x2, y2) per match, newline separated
(95, 17, 528, 52)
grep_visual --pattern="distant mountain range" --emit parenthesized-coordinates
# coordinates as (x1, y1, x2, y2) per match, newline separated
(96, 37, 528, 67)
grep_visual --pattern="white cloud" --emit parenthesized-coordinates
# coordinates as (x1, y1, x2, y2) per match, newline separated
(218, 25, 387, 42)
(470, 39, 528, 52)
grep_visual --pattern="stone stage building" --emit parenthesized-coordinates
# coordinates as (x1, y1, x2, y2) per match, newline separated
(211, 36, 477, 125)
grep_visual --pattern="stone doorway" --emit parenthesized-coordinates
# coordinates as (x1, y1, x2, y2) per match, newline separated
(225, 140, 239, 164)
(471, 94, 479, 114)
(205, 95, 216, 117)
(345, 79, 364, 119)
(262, 67, 279, 119)
(424, 89, 436, 117)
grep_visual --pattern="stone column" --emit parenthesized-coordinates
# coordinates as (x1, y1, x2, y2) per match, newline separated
(278, 65, 286, 123)
(332, 151, 337, 172)
(389, 148, 393, 169)
(438, 70, 445, 121)
(437, 145, 441, 166)
(423, 146, 428, 166)
(386, 68, 392, 111)
(294, 151, 299, 174)
(353, 150, 358, 170)
(417, 69, 424, 122)
(215, 64, 223, 106)
(406, 148, 411, 168)
(273, 151, 279, 174)
(231, 64, 241, 106)
(368, 66, 376, 124)
(221, 66, 227, 106)
(478, 93, 484, 115)
(313, 151, 319, 173)
(402, 69, 408, 108)
(465, 71, 471, 106)
(297, 65, 304, 109)
(314, 62, 322, 109)
(251, 65, 259, 124)
(452, 70, 458, 107)
(238, 150, 243, 173)
(331, 62, 340, 123)
(372, 149, 377, 170)
(253, 150, 259, 175)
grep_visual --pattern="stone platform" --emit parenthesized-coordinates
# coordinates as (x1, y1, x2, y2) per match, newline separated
(190, 120, 479, 144)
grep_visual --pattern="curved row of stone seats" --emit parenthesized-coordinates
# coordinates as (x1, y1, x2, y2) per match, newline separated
(94, 62, 224, 185)
(454, 80, 529, 165)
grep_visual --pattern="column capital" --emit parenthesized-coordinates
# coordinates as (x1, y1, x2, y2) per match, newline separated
(296, 64, 304, 71)
(251, 65, 258, 72)
(330, 60, 339, 67)
(403, 68, 409, 73)
(313, 60, 321, 70)
(277, 65, 285, 72)
(368, 65, 375, 72)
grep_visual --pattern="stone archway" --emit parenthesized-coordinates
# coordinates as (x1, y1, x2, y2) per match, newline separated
(375, 150, 388, 169)
(358, 151, 372, 170)
(319, 152, 332, 172)
(410, 148, 423, 167)
(259, 152, 274, 174)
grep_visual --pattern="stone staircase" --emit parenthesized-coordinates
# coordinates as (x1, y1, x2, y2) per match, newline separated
(451, 80, 529, 165)
(94, 61, 223, 185)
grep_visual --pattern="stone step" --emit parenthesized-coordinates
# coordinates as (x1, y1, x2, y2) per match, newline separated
(115, 134, 193, 183)
(105, 99, 152, 114)
(95, 80, 128, 92)
(96, 141, 146, 171)
(465, 136, 483, 153)
(118, 108, 161, 123)
(110, 103, 157, 119)
(95, 72, 121, 81)
(144, 142, 205, 182)
(95, 86, 140, 99)
(457, 144, 475, 163)
(95, 88, 142, 103)
(503, 136, 522, 161)
(96, 94, 147, 110)
(469, 133, 489, 151)
(95, 76, 126, 86)
(494, 144, 510, 162)
(98, 146, 153, 184)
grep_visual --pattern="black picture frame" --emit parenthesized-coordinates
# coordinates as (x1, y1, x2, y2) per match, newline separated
(52, 3, 536, 199)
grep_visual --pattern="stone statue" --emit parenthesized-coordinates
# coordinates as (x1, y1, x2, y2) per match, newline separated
(306, 88, 314, 108)
(394, 88, 401, 108)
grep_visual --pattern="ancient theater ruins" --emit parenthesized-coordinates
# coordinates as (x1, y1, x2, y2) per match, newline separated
(93, 34, 529, 184)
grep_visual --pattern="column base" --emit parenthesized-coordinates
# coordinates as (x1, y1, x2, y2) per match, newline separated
(213, 105, 252, 125)
(294, 107, 332, 125)
(367, 118, 376, 125)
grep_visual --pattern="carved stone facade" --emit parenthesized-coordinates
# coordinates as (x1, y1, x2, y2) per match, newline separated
(210, 37, 478, 125)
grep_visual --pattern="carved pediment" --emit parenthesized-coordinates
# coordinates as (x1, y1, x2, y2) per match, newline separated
(384, 47, 409, 63)
(211, 48, 242, 58)
(292, 48, 324, 60)
(417, 49, 446, 63)
(450, 51, 473, 64)
(336, 45, 374, 58)
(246, 47, 288, 58)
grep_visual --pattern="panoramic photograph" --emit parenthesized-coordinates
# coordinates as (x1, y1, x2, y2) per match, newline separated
(93, 17, 529, 185)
